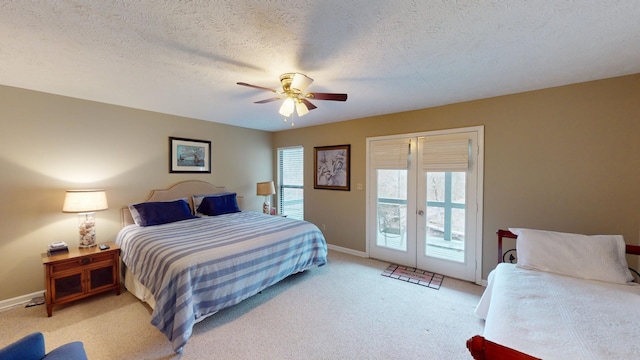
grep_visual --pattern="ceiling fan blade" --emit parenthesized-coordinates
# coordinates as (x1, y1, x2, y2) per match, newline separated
(237, 82, 278, 93)
(254, 97, 281, 104)
(291, 73, 314, 92)
(301, 99, 317, 110)
(306, 92, 348, 101)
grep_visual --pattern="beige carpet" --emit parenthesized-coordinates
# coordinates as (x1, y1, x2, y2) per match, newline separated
(0, 250, 485, 359)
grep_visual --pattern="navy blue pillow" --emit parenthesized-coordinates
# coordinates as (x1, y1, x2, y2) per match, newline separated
(131, 199, 197, 226)
(197, 193, 241, 216)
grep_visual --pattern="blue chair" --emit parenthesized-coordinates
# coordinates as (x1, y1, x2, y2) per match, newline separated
(0, 332, 87, 360)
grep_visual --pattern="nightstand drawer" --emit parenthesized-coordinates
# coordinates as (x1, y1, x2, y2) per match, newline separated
(50, 252, 116, 274)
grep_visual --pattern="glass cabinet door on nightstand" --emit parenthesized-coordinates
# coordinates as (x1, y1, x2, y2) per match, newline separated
(89, 265, 116, 291)
(52, 273, 83, 301)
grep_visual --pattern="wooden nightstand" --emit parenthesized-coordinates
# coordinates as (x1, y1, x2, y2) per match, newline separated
(41, 242, 121, 316)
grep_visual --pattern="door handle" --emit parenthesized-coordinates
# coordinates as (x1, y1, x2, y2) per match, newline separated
(417, 210, 424, 215)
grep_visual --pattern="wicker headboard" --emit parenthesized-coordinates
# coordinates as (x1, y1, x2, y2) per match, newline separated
(121, 180, 244, 226)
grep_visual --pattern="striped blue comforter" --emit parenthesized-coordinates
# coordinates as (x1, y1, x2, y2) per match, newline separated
(115, 211, 327, 352)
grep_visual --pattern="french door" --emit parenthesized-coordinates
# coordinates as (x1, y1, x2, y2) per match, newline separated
(367, 126, 483, 283)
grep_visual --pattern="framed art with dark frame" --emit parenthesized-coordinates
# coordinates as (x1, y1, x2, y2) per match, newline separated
(314, 144, 350, 191)
(169, 137, 211, 173)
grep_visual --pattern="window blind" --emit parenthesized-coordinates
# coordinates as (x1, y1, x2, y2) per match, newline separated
(277, 146, 304, 220)
(370, 139, 411, 169)
(421, 138, 469, 171)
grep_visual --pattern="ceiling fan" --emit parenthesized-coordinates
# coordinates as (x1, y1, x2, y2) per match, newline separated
(237, 73, 347, 122)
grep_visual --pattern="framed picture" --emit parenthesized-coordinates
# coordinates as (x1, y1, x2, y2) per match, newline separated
(169, 137, 211, 173)
(314, 144, 350, 191)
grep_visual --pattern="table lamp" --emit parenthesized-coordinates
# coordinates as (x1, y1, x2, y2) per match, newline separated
(256, 181, 276, 214)
(62, 189, 109, 248)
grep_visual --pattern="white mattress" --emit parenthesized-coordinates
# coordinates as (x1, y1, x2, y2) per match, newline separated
(124, 266, 156, 309)
(475, 263, 640, 359)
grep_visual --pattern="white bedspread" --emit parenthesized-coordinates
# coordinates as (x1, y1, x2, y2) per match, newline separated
(475, 263, 640, 359)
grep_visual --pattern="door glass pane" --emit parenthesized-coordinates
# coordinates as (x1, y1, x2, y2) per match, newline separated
(451, 208, 466, 241)
(376, 169, 407, 250)
(451, 172, 466, 203)
(425, 171, 465, 262)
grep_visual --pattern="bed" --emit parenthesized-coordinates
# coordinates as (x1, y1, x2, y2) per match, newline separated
(467, 228, 640, 360)
(115, 181, 328, 353)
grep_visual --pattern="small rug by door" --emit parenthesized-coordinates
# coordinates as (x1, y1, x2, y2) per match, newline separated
(381, 264, 444, 290)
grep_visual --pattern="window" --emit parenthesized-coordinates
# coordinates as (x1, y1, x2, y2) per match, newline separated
(426, 171, 466, 245)
(421, 137, 470, 261)
(277, 146, 304, 220)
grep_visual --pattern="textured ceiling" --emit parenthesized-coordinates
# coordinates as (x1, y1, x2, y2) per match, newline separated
(1, 1, 639, 132)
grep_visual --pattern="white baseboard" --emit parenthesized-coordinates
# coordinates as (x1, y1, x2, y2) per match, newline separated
(1, 246, 361, 312)
(0, 290, 44, 312)
(1, 249, 483, 311)
(327, 244, 489, 287)
(326, 244, 367, 258)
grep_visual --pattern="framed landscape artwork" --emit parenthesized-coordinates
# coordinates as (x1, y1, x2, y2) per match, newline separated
(314, 144, 350, 191)
(169, 137, 211, 173)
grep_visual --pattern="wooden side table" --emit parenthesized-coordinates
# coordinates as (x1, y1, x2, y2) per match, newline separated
(41, 242, 121, 316)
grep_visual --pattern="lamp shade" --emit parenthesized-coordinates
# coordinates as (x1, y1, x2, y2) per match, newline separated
(256, 181, 276, 196)
(295, 100, 309, 117)
(279, 98, 295, 117)
(62, 190, 109, 213)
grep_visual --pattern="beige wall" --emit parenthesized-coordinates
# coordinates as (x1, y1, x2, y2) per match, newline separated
(2, 73, 638, 302)
(0, 85, 273, 301)
(274, 74, 640, 279)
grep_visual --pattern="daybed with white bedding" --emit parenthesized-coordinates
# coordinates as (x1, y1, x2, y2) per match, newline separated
(467, 228, 640, 360)
(115, 181, 328, 353)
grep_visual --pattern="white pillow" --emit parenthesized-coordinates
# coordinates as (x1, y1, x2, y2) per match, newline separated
(510, 228, 633, 284)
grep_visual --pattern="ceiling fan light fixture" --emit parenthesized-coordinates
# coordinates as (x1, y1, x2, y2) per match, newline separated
(295, 100, 309, 117)
(290, 73, 313, 92)
(237, 73, 347, 127)
(279, 97, 295, 117)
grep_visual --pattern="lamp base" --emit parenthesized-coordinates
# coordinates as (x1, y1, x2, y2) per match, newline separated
(263, 201, 270, 214)
(78, 213, 97, 248)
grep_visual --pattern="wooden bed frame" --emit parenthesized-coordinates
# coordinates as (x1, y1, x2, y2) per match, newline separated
(466, 229, 640, 360)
